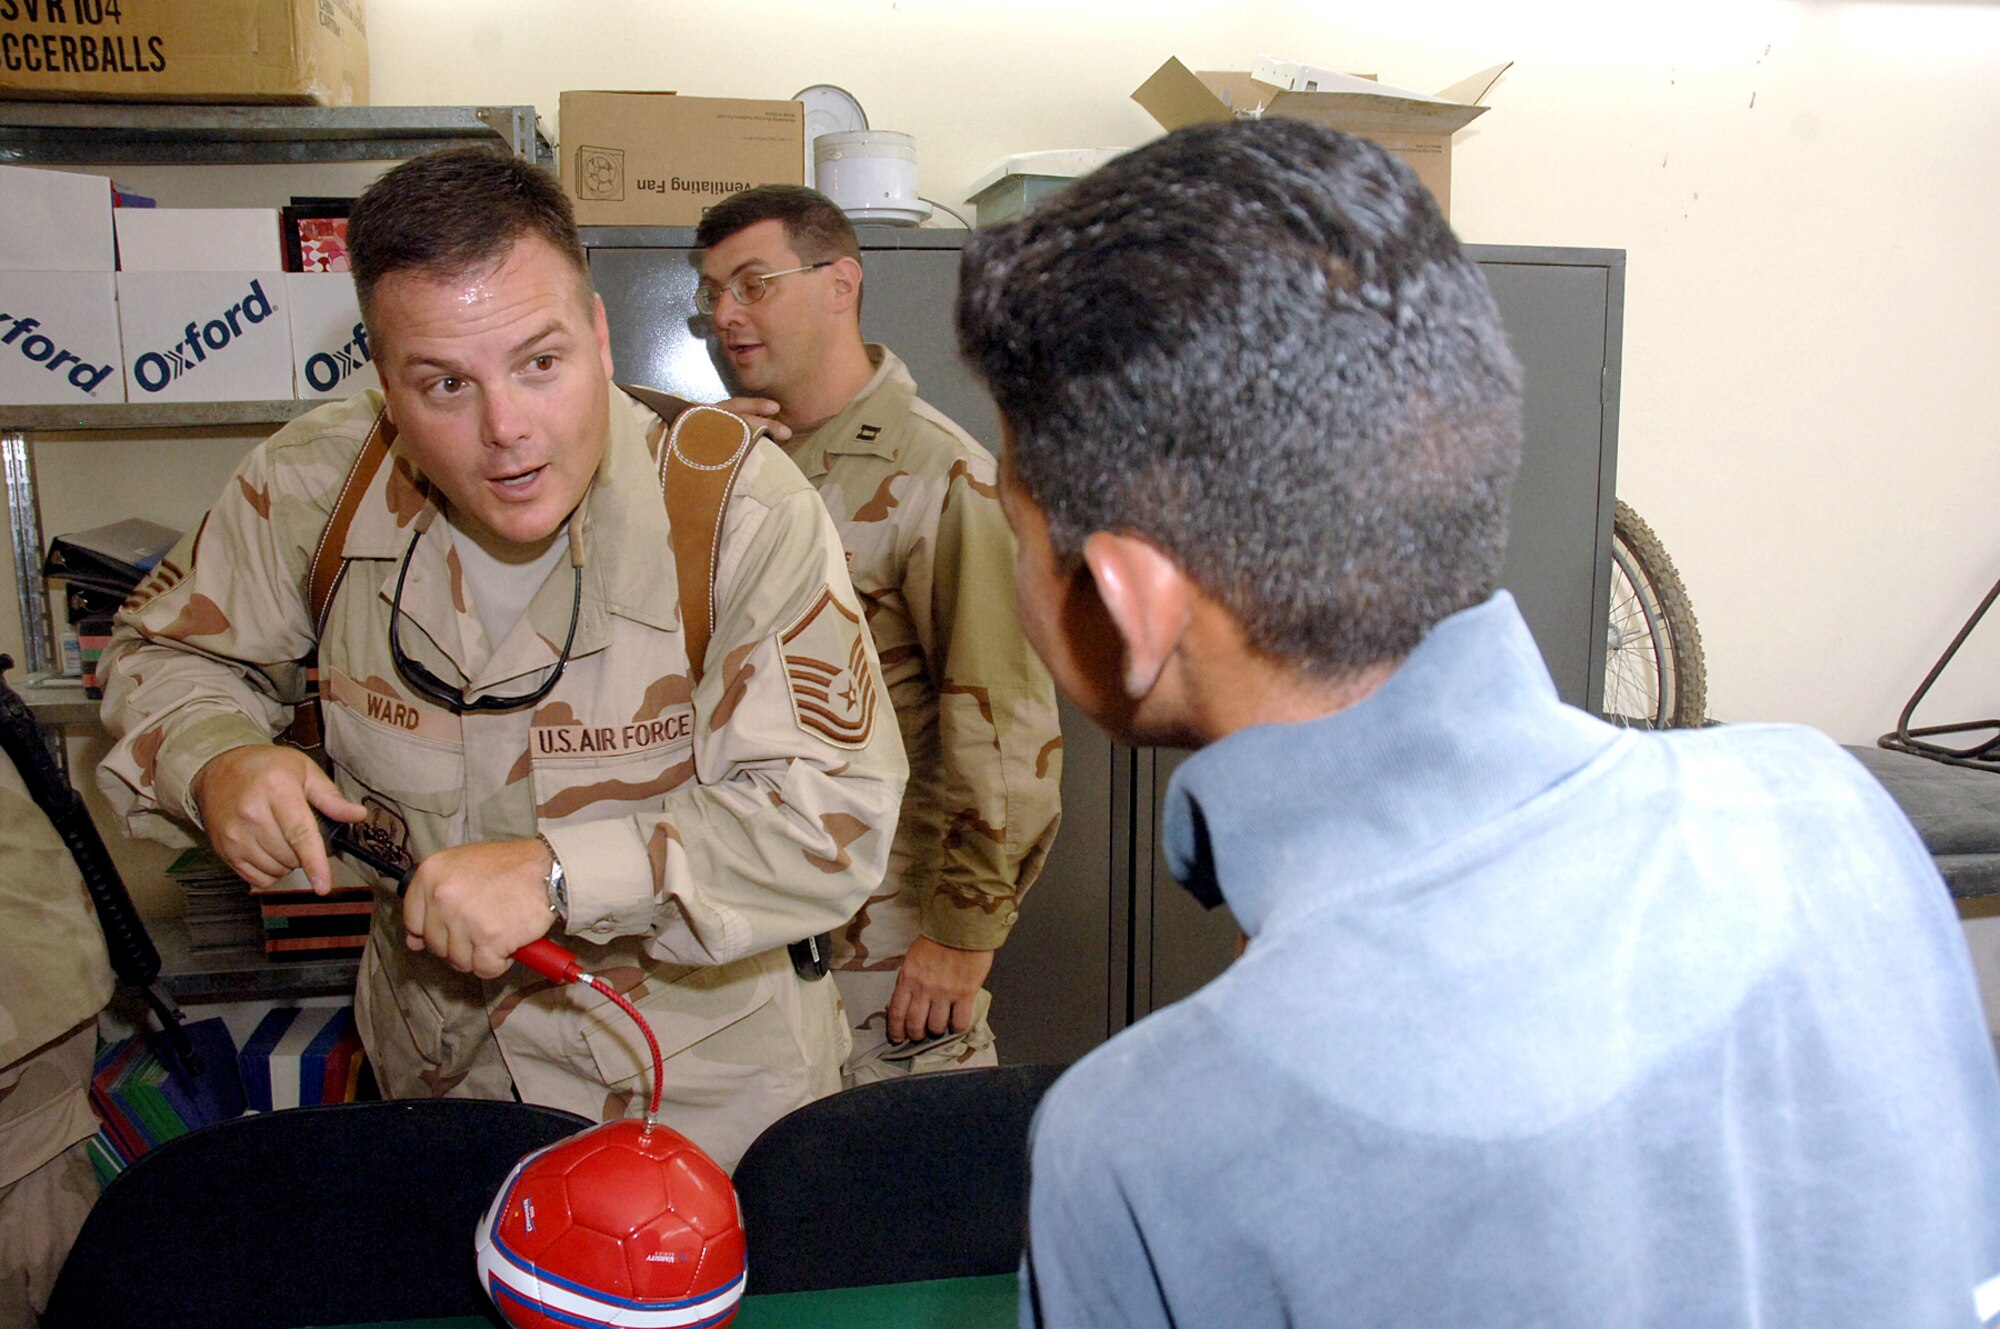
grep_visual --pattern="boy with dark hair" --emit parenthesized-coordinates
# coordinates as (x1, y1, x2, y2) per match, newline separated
(98, 147, 906, 1169)
(957, 118, 2000, 1327)
(696, 185, 1062, 1084)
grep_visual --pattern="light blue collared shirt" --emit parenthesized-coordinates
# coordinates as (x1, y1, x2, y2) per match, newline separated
(1023, 591, 2000, 1328)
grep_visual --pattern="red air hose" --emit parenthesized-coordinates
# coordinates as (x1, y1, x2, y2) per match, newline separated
(511, 937, 666, 1124)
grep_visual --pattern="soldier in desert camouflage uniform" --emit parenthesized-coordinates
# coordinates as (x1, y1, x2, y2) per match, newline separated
(695, 187, 1062, 1084)
(0, 746, 114, 1328)
(98, 150, 905, 1170)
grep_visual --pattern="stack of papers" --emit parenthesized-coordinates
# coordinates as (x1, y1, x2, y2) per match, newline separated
(170, 847, 264, 954)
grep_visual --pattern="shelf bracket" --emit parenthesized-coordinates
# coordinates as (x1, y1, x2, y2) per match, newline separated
(475, 105, 541, 165)
(3, 432, 54, 676)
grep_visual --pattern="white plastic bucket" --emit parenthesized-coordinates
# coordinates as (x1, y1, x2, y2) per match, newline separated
(814, 130, 920, 211)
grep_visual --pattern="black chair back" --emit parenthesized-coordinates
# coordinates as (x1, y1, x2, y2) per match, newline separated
(44, 1097, 591, 1329)
(731, 1062, 1066, 1293)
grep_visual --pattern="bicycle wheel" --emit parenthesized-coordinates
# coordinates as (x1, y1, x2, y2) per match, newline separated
(1603, 499, 1707, 729)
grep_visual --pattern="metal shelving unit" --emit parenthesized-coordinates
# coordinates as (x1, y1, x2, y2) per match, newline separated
(2, 105, 555, 998)
(6, 402, 320, 696)
(152, 915, 359, 1005)
(3, 399, 316, 433)
(3, 102, 554, 712)
(0, 103, 553, 168)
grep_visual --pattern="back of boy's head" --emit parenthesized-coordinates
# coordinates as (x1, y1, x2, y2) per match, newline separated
(956, 119, 1525, 679)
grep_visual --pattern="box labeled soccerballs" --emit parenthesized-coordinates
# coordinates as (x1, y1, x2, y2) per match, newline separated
(0, 271, 124, 404)
(286, 273, 375, 399)
(0, 0, 368, 106)
(116, 271, 293, 401)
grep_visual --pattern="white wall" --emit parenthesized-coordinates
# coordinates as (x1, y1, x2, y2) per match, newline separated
(360, 0, 2000, 744)
(8, 1, 1997, 753)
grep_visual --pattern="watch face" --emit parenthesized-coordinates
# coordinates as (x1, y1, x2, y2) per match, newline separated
(540, 836, 568, 915)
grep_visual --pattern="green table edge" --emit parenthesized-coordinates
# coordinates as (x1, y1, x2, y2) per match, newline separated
(309, 1270, 1018, 1328)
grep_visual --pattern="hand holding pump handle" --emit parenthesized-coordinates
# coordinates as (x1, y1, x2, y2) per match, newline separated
(321, 822, 657, 1116)
(321, 821, 749, 1327)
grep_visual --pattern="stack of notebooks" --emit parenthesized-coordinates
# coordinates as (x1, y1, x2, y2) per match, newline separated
(238, 1005, 367, 1113)
(253, 881, 373, 959)
(41, 517, 182, 694)
(169, 847, 264, 955)
(168, 844, 372, 960)
(87, 1017, 244, 1185)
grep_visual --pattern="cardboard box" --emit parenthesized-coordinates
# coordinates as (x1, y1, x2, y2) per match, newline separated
(0, 0, 368, 106)
(0, 166, 115, 271)
(117, 271, 293, 402)
(115, 208, 284, 272)
(1132, 56, 1509, 219)
(560, 91, 804, 227)
(286, 273, 375, 399)
(0, 270, 123, 404)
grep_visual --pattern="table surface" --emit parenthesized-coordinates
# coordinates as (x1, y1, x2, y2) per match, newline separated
(314, 1271, 1018, 1328)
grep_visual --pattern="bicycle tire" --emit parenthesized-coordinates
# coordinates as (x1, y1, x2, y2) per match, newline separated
(1604, 499, 1707, 728)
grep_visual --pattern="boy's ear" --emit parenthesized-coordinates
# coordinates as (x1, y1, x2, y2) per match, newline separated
(1082, 531, 1193, 699)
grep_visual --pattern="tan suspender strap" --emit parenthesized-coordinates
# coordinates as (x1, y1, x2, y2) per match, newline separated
(284, 408, 395, 755)
(297, 390, 750, 710)
(307, 407, 398, 635)
(621, 386, 760, 687)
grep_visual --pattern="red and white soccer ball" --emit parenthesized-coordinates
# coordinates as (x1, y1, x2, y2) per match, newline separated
(475, 1119, 747, 1329)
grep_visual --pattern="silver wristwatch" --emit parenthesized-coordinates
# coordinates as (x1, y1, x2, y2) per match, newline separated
(536, 832, 568, 921)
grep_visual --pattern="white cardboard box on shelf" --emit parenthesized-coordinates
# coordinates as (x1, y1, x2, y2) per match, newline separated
(0, 271, 125, 404)
(286, 273, 376, 399)
(0, 166, 117, 271)
(114, 208, 285, 272)
(1131, 55, 1510, 220)
(117, 271, 294, 401)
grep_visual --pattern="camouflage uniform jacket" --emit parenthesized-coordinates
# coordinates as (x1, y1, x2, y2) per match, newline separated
(0, 748, 115, 1187)
(789, 347, 1062, 969)
(96, 389, 906, 1159)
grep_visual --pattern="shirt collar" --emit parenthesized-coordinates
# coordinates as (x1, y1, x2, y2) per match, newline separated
(573, 388, 682, 634)
(783, 344, 913, 480)
(333, 390, 436, 559)
(1161, 592, 1622, 937)
(340, 388, 674, 690)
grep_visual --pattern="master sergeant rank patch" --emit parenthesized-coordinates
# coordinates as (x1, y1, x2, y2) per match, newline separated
(781, 587, 881, 750)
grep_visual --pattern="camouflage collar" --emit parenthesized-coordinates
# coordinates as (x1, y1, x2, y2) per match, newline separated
(336, 388, 676, 663)
(786, 344, 915, 481)
(322, 389, 431, 561)
(386, 506, 589, 693)
(572, 390, 682, 635)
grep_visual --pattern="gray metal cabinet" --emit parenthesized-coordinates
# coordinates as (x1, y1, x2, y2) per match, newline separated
(585, 230, 1623, 1064)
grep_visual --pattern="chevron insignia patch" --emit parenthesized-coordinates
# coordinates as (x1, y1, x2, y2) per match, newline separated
(781, 588, 880, 749)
